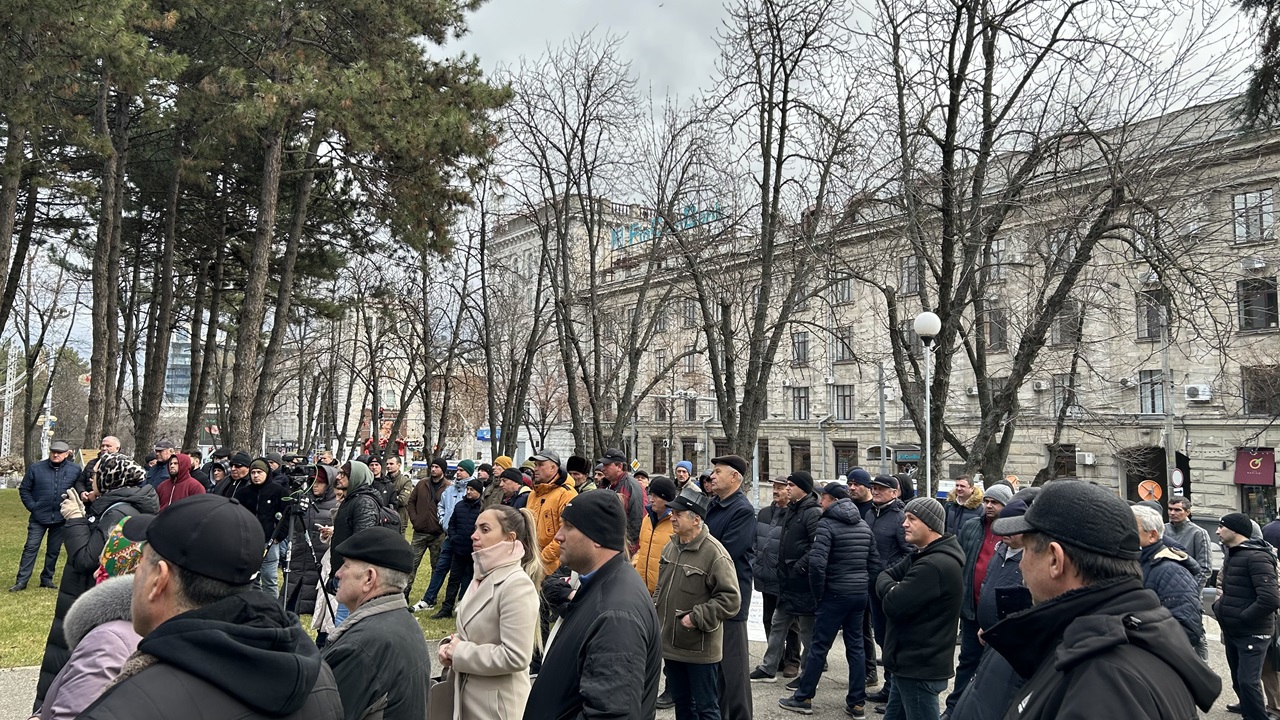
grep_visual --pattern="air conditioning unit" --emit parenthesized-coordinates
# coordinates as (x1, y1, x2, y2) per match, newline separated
(966, 386, 979, 397)
(1075, 451, 1096, 466)
(782, 379, 793, 387)
(1032, 380, 1049, 392)
(1119, 377, 1135, 388)
(1184, 384, 1213, 402)
(824, 375, 836, 385)
(1242, 256, 1268, 271)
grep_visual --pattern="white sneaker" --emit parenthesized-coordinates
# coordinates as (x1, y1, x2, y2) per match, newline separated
(411, 600, 433, 613)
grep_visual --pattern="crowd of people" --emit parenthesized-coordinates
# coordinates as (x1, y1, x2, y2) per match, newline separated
(11, 433, 1276, 720)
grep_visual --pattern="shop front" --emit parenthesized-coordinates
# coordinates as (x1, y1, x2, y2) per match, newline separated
(1235, 447, 1276, 524)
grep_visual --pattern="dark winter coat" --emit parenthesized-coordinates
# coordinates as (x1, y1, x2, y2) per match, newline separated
(875, 533, 965, 680)
(322, 592, 431, 720)
(523, 553, 661, 720)
(985, 577, 1221, 720)
(36, 484, 158, 707)
(944, 488, 984, 536)
(1140, 539, 1204, 648)
(974, 544, 1024, 632)
(958, 515, 995, 621)
(1213, 538, 1280, 637)
(329, 486, 381, 576)
(77, 591, 344, 720)
(953, 546, 1027, 720)
(280, 469, 339, 616)
(145, 461, 169, 490)
(234, 479, 289, 544)
(808, 498, 881, 603)
(20, 458, 81, 526)
(609, 472, 647, 552)
(211, 473, 250, 499)
(777, 494, 822, 615)
(752, 504, 787, 595)
(654, 523, 741, 664)
(864, 498, 913, 569)
(406, 477, 446, 536)
(705, 488, 756, 621)
(447, 495, 483, 555)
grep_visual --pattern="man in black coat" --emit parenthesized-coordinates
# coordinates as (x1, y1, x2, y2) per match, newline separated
(1132, 504, 1203, 649)
(78, 495, 343, 720)
(234, 458, 288, 600)
(984, 481, 1220, 720)
(1216, 512, 1280, 720)
(864, 474, 913, 705)
(432, 479, 483, 619)
(326, 527, 432, 720)
(779, 483, 881, 717)
(705, 454, 758, 720)
(752, 470, 821, 683)
(875, 497, 964, 720)
(753, 477, 801, 678)
(524, 490, 661, 720)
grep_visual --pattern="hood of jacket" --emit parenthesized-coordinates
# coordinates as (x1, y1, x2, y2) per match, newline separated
(314, 465, 338, 503)
(986, 576, 1220, 711)
(139, 590, 325, 716)
(64, 575, 134, 649)
(170, 453, 194, 485)
(1230, 537, 1278, 560)
(346, 460, 373, 493)
(533, 470, 570, 495)
(91, 484, 161, 517)
(946, 487, 984, 510)
(823, 498, 864, 526)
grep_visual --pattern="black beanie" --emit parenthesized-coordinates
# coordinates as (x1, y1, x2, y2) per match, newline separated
(561, 490, 627, 552)
(788, 470, 815, 495)
(466, 478, 485, 494)
(1220, 512, 1254, 538)
(648, 475, 678, 503)
(431, 457, 448, 474)
(500, 468, 524, 485)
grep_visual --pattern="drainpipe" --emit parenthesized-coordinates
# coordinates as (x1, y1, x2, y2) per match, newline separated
(816, 414, 833, 479)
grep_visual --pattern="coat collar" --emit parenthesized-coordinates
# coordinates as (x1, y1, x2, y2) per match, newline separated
(458, 562, 525, 628)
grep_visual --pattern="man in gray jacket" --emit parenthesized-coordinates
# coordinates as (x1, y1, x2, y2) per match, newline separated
(1165, 497, 1211, 588)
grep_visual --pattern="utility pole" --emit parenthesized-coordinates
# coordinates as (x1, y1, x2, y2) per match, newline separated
(877, 362, 888, 475)
(41, 350, 53, 458)
(1162, 301, 1177, 498)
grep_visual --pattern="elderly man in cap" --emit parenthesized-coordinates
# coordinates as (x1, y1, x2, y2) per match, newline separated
(754, 476, 802, 681)
(566, 455, 596, 492)
(873, 496, 964, 720)
(213, 451, 253, 498)
(144, 439, 176, 489)
(78, 495, 343, 719)
(981, 482, 1220, 720)
(14, 440, 80, 592)
(779, 483, 881, 717)
(597, 448, 647, 553)
(525, 490, 661, 720)
(943, 483, 1013, 718)
(324, 527, 432, 720)
(656, 484, 741, 720)
(752, 470, 821, 684)
(1215, 511, 1280, 720)
(864, 474, 912, 706)
(702, 454, 758, 718)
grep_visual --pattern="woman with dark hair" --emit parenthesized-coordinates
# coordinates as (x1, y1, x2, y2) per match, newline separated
(32, 452, 158, 715)
(439, 506, 542, 720)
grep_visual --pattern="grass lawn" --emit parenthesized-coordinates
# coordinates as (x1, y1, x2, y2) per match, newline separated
(0, 490, 455, 669)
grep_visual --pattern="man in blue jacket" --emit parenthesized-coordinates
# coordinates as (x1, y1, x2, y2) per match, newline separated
(13, 441, 80, 592)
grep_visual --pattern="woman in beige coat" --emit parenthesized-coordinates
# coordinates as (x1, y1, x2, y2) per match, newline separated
(438, 505, 543, 720)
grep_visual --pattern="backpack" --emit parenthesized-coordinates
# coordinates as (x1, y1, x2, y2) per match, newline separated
(374, 499, 402, 533)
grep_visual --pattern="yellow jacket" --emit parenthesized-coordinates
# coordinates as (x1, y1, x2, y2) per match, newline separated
(633, 509, 675, 594)
(529, 477, 577, 574)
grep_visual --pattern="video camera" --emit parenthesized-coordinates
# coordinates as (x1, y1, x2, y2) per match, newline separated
(283, 462, 319, 497)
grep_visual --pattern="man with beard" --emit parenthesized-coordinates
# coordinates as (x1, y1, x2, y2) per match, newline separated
(213, 452, 253, 498)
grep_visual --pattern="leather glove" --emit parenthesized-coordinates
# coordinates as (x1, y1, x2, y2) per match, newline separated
(60, 491, 86, 520)
(542, 575, 574, 608)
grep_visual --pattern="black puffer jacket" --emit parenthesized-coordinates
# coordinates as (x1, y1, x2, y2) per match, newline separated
(875, 533, 965, 680)
(329, 486, 381, 576)
(447, 495, 483, 555)
(78, 591, 344, 720)
(322, 593, 431, 720)
(36, 484, 158, 708)
(1214, 538, 1280, 637)
(985, 577, 1220, 720)
(235, 479, 288, 544)
(279, 469, 340, 616)
(1140, 539, 1203, 648)
(752, 504, 787, 595)
(777, 494, 822, 615)
(808, 498, 881, 603)
(864, 498, 913, 568)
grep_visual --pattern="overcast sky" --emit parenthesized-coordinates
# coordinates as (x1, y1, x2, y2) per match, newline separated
(447, 0, 729, 101)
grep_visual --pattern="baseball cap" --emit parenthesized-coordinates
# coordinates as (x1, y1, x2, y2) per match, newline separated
(531, 449, 562, 466)
(822, 482, 851, 500)
(596, 448, 628, 466)
(122, 494, 262, 584)
(992, 480, 1140, 560)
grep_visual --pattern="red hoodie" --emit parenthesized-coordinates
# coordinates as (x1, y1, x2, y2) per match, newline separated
(157, 453, 206, 510)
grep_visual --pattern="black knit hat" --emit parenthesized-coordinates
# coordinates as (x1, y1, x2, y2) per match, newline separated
(1220, 512, 1253, 538)
(335, 527, 414, 573)
(788, 470, 815, 495)
(431, 457, 448, 474)
(561, 489, 627, 551)
(466, 478, 485, 494)
(992, 480, 1141, 560)
(229, 451, 252, 468)
(499, 468, 524, 485)
(648, 475, 678, 503)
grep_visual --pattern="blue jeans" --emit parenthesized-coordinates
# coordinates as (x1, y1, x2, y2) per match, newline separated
(420, 537, 453, 604)
(883, 676, 945, 720)
(1226, 633, 1270, 720)
(666, 659, 721, 720)
(258, 542, 280, 600)
(16, 519, 62, 586)
(794, 594, 867, 708)
(944, 617, 984, 711)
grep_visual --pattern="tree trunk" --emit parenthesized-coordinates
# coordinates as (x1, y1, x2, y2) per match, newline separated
(85, 73, 119, 445)
(136, 148, 182, 451)
(0, 161, 40, 344)
(0, 123, 28, 331)
(104, 95, 130, 433)
(182, 250, 208, 448)
(227, 124, 286, 451)
(184, 194, 226, 449)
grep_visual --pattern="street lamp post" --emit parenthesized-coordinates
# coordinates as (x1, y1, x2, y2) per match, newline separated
(914, 311, 942, 500)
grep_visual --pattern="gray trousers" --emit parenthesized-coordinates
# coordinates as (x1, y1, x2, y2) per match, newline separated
(758, 606, 815, 676)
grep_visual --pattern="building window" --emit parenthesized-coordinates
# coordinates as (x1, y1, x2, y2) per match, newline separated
(758, 438, 770, 484)
(681, 437, 698, 464)
(795, 280, 810, 310)
(791, 332, 809, 367)
(684, 398, 698, 422)
(1051, 373, 1081, 416)
(1243, 366, 1280, 416)
(684, 344, 697, 374)
(1046, 228, 1077, 274)
(654, 305, 668, 333)
(987, 237, 1006, 280)
(682, 298, 698, 328)
(653, 349, 666, 379)
(833, 441, 859, 478)
(1138, 369, 1164, 414)
(832, 274, 853, 304)
(791, 386, 810, 421)
(654, 400, 668, 422)
(714, 439, 731, 458)
(899, 319, 922, 358)
(833, 326, 855, 362)
(835, 385, 856, 420)
(985, 302, 1007, 352)
(790, 440, 812, 473)
(1136, 289, 1168, 341)
(1239, 278, 1279, 331)
(900, 255, 922, 295)
(1049, 443, 1077, 478)
(1234, 189, 1274, 244)
(1050, 299, 1082, 346)
(651, 439, 668, 475)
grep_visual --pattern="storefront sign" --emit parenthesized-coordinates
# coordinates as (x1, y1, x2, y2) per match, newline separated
(609, 204, 724, 249)
(1234, 448, 1275, 485)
